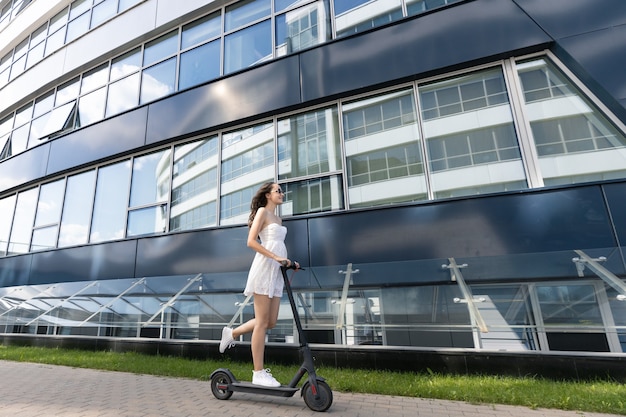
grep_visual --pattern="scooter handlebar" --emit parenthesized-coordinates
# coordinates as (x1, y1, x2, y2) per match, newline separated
(280, 260, 304, 270)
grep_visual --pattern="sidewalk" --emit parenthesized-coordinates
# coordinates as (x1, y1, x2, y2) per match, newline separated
(0, 360, 621, 417)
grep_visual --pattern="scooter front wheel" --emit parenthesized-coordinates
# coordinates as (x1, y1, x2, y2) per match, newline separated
(302, 380, 333, 412)
(210, 370, 234, 400)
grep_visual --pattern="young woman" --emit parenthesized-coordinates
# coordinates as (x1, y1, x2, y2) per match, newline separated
(219, 182, 299, 387)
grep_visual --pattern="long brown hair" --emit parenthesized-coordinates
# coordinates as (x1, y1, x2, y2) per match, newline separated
(248, 182, 276, 227)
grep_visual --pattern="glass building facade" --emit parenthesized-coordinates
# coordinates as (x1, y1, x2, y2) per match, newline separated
(0, 0, 625, 359)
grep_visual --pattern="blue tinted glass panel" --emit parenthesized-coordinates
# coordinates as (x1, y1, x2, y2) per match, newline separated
(127, 205, 167, 237)
(179, 40, 220, 90)
(144, 30, 178, 67)
(181, 12, 221, 49)
(77, 86, 106, 127)
(129, 150, 171, 208)
(140, 57, 177, 104)
(225, 0, 270, 32)
(105, 73, 140, 117)
(90, 161, 131, 243)
(58, 170, 96, 247)
(7, 188, 37, 255)
(224, 20, 271, 74)
(110, 48, 141, 81)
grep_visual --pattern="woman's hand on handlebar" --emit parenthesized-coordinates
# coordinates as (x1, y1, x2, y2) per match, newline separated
(279, 259, 300, 270)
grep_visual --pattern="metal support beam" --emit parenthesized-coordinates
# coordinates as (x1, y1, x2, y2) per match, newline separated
(442, 258, 488, 333)
(78, 278, 146, 326)
(572, 250, 626, 300)
(143, 274, 203, 326)
(25, 282, 98, 326)
(336, 263, 359, 329)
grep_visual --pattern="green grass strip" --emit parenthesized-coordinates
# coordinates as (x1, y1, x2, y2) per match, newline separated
(0, 345, 624, 415)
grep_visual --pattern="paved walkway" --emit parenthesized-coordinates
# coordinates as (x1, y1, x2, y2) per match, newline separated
(0, 360, 621, 417)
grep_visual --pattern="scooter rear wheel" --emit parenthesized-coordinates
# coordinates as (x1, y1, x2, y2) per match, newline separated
(210, 370, 234, 400)
(302, 380, 333, 412)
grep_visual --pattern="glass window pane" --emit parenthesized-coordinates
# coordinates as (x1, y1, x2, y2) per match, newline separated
(65, 10, 90, 43)
(224, 20, 271, 74)
(143, 30, 178, 67)
(516, 58, 626, 186)
(14, 103, 33, 127)
(34, 179, 65, 227)
(178, 40, 220, 90)
(11, 124, 29, 154)
(70, 0, 91, 20)
(58, 170, 95, 247)
(278, 106, 341, 179)
(127, 205, 167, 237)
(45, 28, 66, 56)
(343, 89, 427, 208)
(26, 41, 45, 68)
(91, 0, 116, 27)
(140, 57, 176, 104)
(170, 136, 219, 231)
(110, 47, 141, 81)
(90, 161, 131, 243)
(280, 175, 344, 216)
(105, 72, 140, 117)
(77, 86, 106, 127)
(119, 0, 141, 12)
(7, 188, 38, 255)
(220, 122, 274, 225)
(49, 7, 69, 33)
(181, 11, 221, 50)
(275, 1, 330, 57)
(420, 68, 527, 198)
(129, 150, 171, 208)
(81, 63, 108, 93)
(33, 91, 54, 117)
(56, 77, 80, 105)
(0, 195, 16, 256)
(335, 0, 402, 38)
(225, 0, 270, 32)
(31, 226, 57, 251)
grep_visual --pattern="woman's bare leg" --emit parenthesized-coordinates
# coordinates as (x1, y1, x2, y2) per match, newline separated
(251, 294, 281, 370)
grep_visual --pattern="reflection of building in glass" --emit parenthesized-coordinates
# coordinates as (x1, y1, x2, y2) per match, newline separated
(1, 0, 626, 373)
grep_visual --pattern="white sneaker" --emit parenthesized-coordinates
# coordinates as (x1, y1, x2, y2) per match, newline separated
(219, 327, 235, 353)
(252, 369, 281, 387)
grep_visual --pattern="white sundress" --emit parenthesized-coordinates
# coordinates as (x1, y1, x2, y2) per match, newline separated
(244, 223, 288, 298)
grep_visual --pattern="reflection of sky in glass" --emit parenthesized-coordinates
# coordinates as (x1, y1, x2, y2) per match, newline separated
(81, 64, 108, 94)
(34, 179, 65, 226)
(181, 12, 221, 49)
(143, 31, 177, 67)
(90, 161, 130, 243)
(55, 78, 80, 105)
(77, 87, 106, 127)
(224, 20, 272, 74)
(130, 151, 170, 207)
(105, 73, 140, 117)
(58, 170, 95, 247)
(140, 58, 176, 104)
(8, 188, 38, 254)
(110, 51, 141, 81)
(0, 195, 16, 254)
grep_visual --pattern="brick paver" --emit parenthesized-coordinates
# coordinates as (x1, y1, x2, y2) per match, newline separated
(0, 360, 621, 417)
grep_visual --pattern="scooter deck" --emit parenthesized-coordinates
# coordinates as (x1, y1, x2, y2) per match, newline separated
(228, 381, 299, 397)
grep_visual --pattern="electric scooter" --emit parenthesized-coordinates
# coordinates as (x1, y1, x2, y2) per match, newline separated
(210, 263, 333, 412)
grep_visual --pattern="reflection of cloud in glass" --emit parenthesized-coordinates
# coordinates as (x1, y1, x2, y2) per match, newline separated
(141, 72, 174, 103)
(58, 223, 89, 247)
(110, 62, 140, 80)
(77, 87, 106, 127)
(106, 73, 140, 117)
